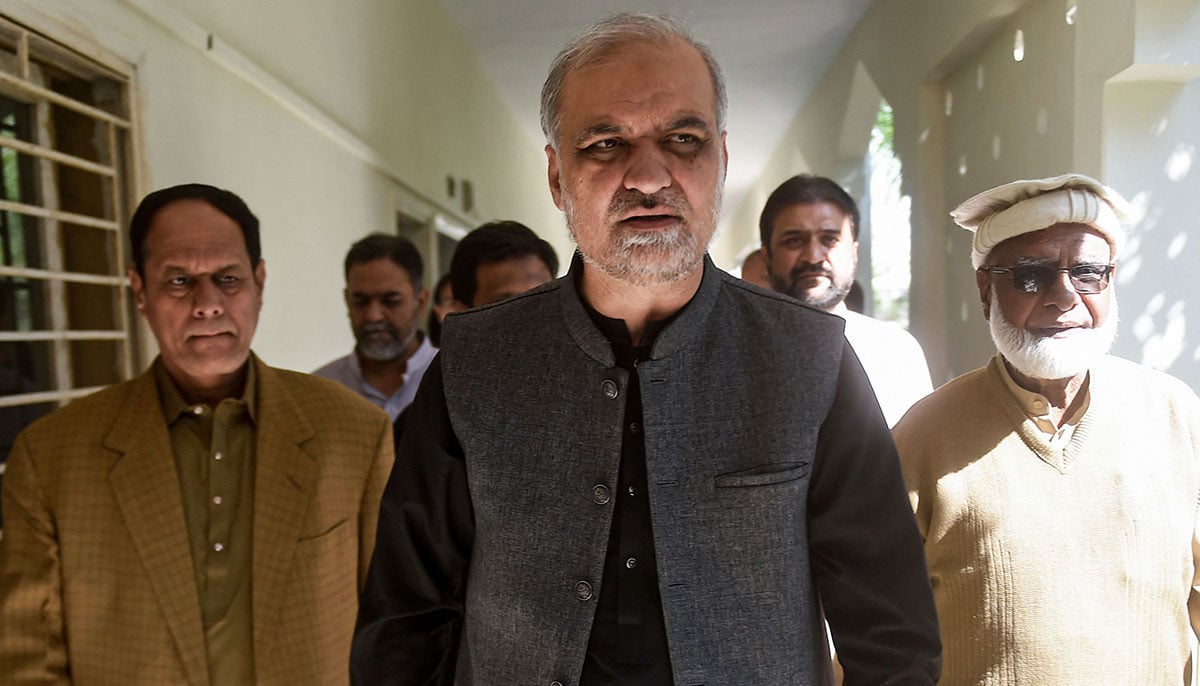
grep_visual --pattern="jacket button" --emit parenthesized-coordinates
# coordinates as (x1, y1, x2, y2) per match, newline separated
(551, 682, 564, 686)
(600, 379, 619, 399)
(575, 580, 593, 601)
(592, 484, 611, 504)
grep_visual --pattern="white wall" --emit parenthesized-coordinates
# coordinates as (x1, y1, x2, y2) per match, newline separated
(4, 0, 566, 372)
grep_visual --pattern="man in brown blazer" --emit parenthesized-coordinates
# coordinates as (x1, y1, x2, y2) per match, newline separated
(0, 184, 393, 685)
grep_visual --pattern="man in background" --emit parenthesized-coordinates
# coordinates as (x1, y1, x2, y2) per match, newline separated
(738, 248, 771, 288)
(0, 183, 392, 684)
(449, 220, 558, 308)
(760, 174, 932, 426)
(314, 233, 434, 422)
(895, 173, 1200, 683)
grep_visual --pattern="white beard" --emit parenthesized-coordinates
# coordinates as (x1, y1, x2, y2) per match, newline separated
(988, 289, 1118, 380)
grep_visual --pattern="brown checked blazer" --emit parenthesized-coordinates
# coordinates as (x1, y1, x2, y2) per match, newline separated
(0, 355, 394, 685)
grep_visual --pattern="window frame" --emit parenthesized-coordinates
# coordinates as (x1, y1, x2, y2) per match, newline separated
(0, 13, 143, 482)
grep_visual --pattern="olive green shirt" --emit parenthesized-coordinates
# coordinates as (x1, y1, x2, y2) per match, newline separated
(155, 360, 257, 686)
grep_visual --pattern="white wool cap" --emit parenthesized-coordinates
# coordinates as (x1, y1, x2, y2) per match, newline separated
(950, 173, 1132, 268)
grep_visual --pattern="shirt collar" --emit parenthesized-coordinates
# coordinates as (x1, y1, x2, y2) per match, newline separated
(561, 251, 716, 365)
(154, 355, 258, 423)
(573, 262, 676, 358)
(996, 353, 1089, 429)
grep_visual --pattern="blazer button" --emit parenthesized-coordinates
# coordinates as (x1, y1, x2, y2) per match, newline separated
(600, 379, 619, 399)
(592, 484, 611, 504)
(575, 580, 593, 601)
(551, 682, 565, 686)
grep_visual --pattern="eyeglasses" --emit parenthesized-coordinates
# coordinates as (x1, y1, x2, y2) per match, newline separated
(978, 263, 1115, 294)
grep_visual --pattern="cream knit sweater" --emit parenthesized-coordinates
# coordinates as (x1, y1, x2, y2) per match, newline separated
(894, 355, 1200, 685)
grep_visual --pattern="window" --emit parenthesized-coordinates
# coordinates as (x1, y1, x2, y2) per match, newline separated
(0, 15, 140, 526)
(867, 100, 913, 327)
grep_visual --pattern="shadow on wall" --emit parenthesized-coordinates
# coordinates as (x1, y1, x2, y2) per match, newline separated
(1105, 78, 1200, 392)
(1114, 183, 1196, 387)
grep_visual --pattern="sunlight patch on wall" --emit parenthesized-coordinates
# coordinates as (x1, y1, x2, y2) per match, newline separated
(1065, 3, 1078, 26)
(1117, 191, 1152, 286)
(1119, 251, 1143, 282)
(1166, 142, 1194, 181)
(1134, 296, 1188, 370)
(1167, 232, 1188, 259)
(1133, 293, 1167, 340)
(1126, 190, 1152, 228)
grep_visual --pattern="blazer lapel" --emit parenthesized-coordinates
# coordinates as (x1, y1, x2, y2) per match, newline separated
(106, 372, 209, 686)
(250, 359, 318, 663)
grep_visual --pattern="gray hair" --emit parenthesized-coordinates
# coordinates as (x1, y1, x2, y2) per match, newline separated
(539, 12, 728, 150)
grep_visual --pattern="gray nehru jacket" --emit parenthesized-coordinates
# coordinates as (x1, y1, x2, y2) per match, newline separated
(352, 256, 941, 685)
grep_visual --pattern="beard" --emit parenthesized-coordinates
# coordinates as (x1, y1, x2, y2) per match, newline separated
(565, 184, 720, 286)
(770, 263, 853, 311)
(988, 289, 1118, 380)
(355, 321, 415, 362)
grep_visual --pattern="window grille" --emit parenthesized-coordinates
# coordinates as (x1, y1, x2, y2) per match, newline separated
(0, 14, 140, 526)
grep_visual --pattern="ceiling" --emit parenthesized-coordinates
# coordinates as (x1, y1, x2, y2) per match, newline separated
(436, 1, 877, 221)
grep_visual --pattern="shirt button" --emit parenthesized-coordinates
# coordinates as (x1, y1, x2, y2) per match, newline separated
(213, 542, 224, 552)
(626, 557, 638, 570)
(628, 422, 640, 434)
(627, 485, 637, 498)
(213, 452, 223, 461)
(574, 580, 593, 601)
(600, 379, 619, 399)
(592, 484, 611, 505)
(212, 496, 223, 506)
(191, 405, 204, 415)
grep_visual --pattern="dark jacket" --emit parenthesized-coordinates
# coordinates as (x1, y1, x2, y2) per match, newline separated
(353, 256, 941, 685)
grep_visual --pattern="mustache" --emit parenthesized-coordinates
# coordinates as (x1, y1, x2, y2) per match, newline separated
(789, 263, 832, 279)
(358, 321, 398, 337)
(608, 188, 689, 217)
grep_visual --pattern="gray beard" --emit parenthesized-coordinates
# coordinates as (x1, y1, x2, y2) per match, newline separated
(573, 220, 703, 286)
(357, 325, 416, 362)
(563, 182, 721, 287)
(988, 289, 1118, 380)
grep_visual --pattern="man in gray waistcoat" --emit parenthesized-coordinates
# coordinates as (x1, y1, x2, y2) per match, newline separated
(352, 12, 941, 685)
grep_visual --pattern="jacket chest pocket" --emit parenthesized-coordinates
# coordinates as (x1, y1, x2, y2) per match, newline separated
(714, 461, 810, 488)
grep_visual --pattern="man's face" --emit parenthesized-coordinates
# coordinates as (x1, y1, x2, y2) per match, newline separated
(345, 258, 428, 361)
(130, 199, 265, 393)
(545, 38, 727, 286)
(472, 254, 554, 307)
(765, 201, 858, 311)
(977, 223, 1116, 380)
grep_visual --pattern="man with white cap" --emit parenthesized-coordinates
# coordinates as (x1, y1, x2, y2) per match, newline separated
(893, 173, 1200, 684)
